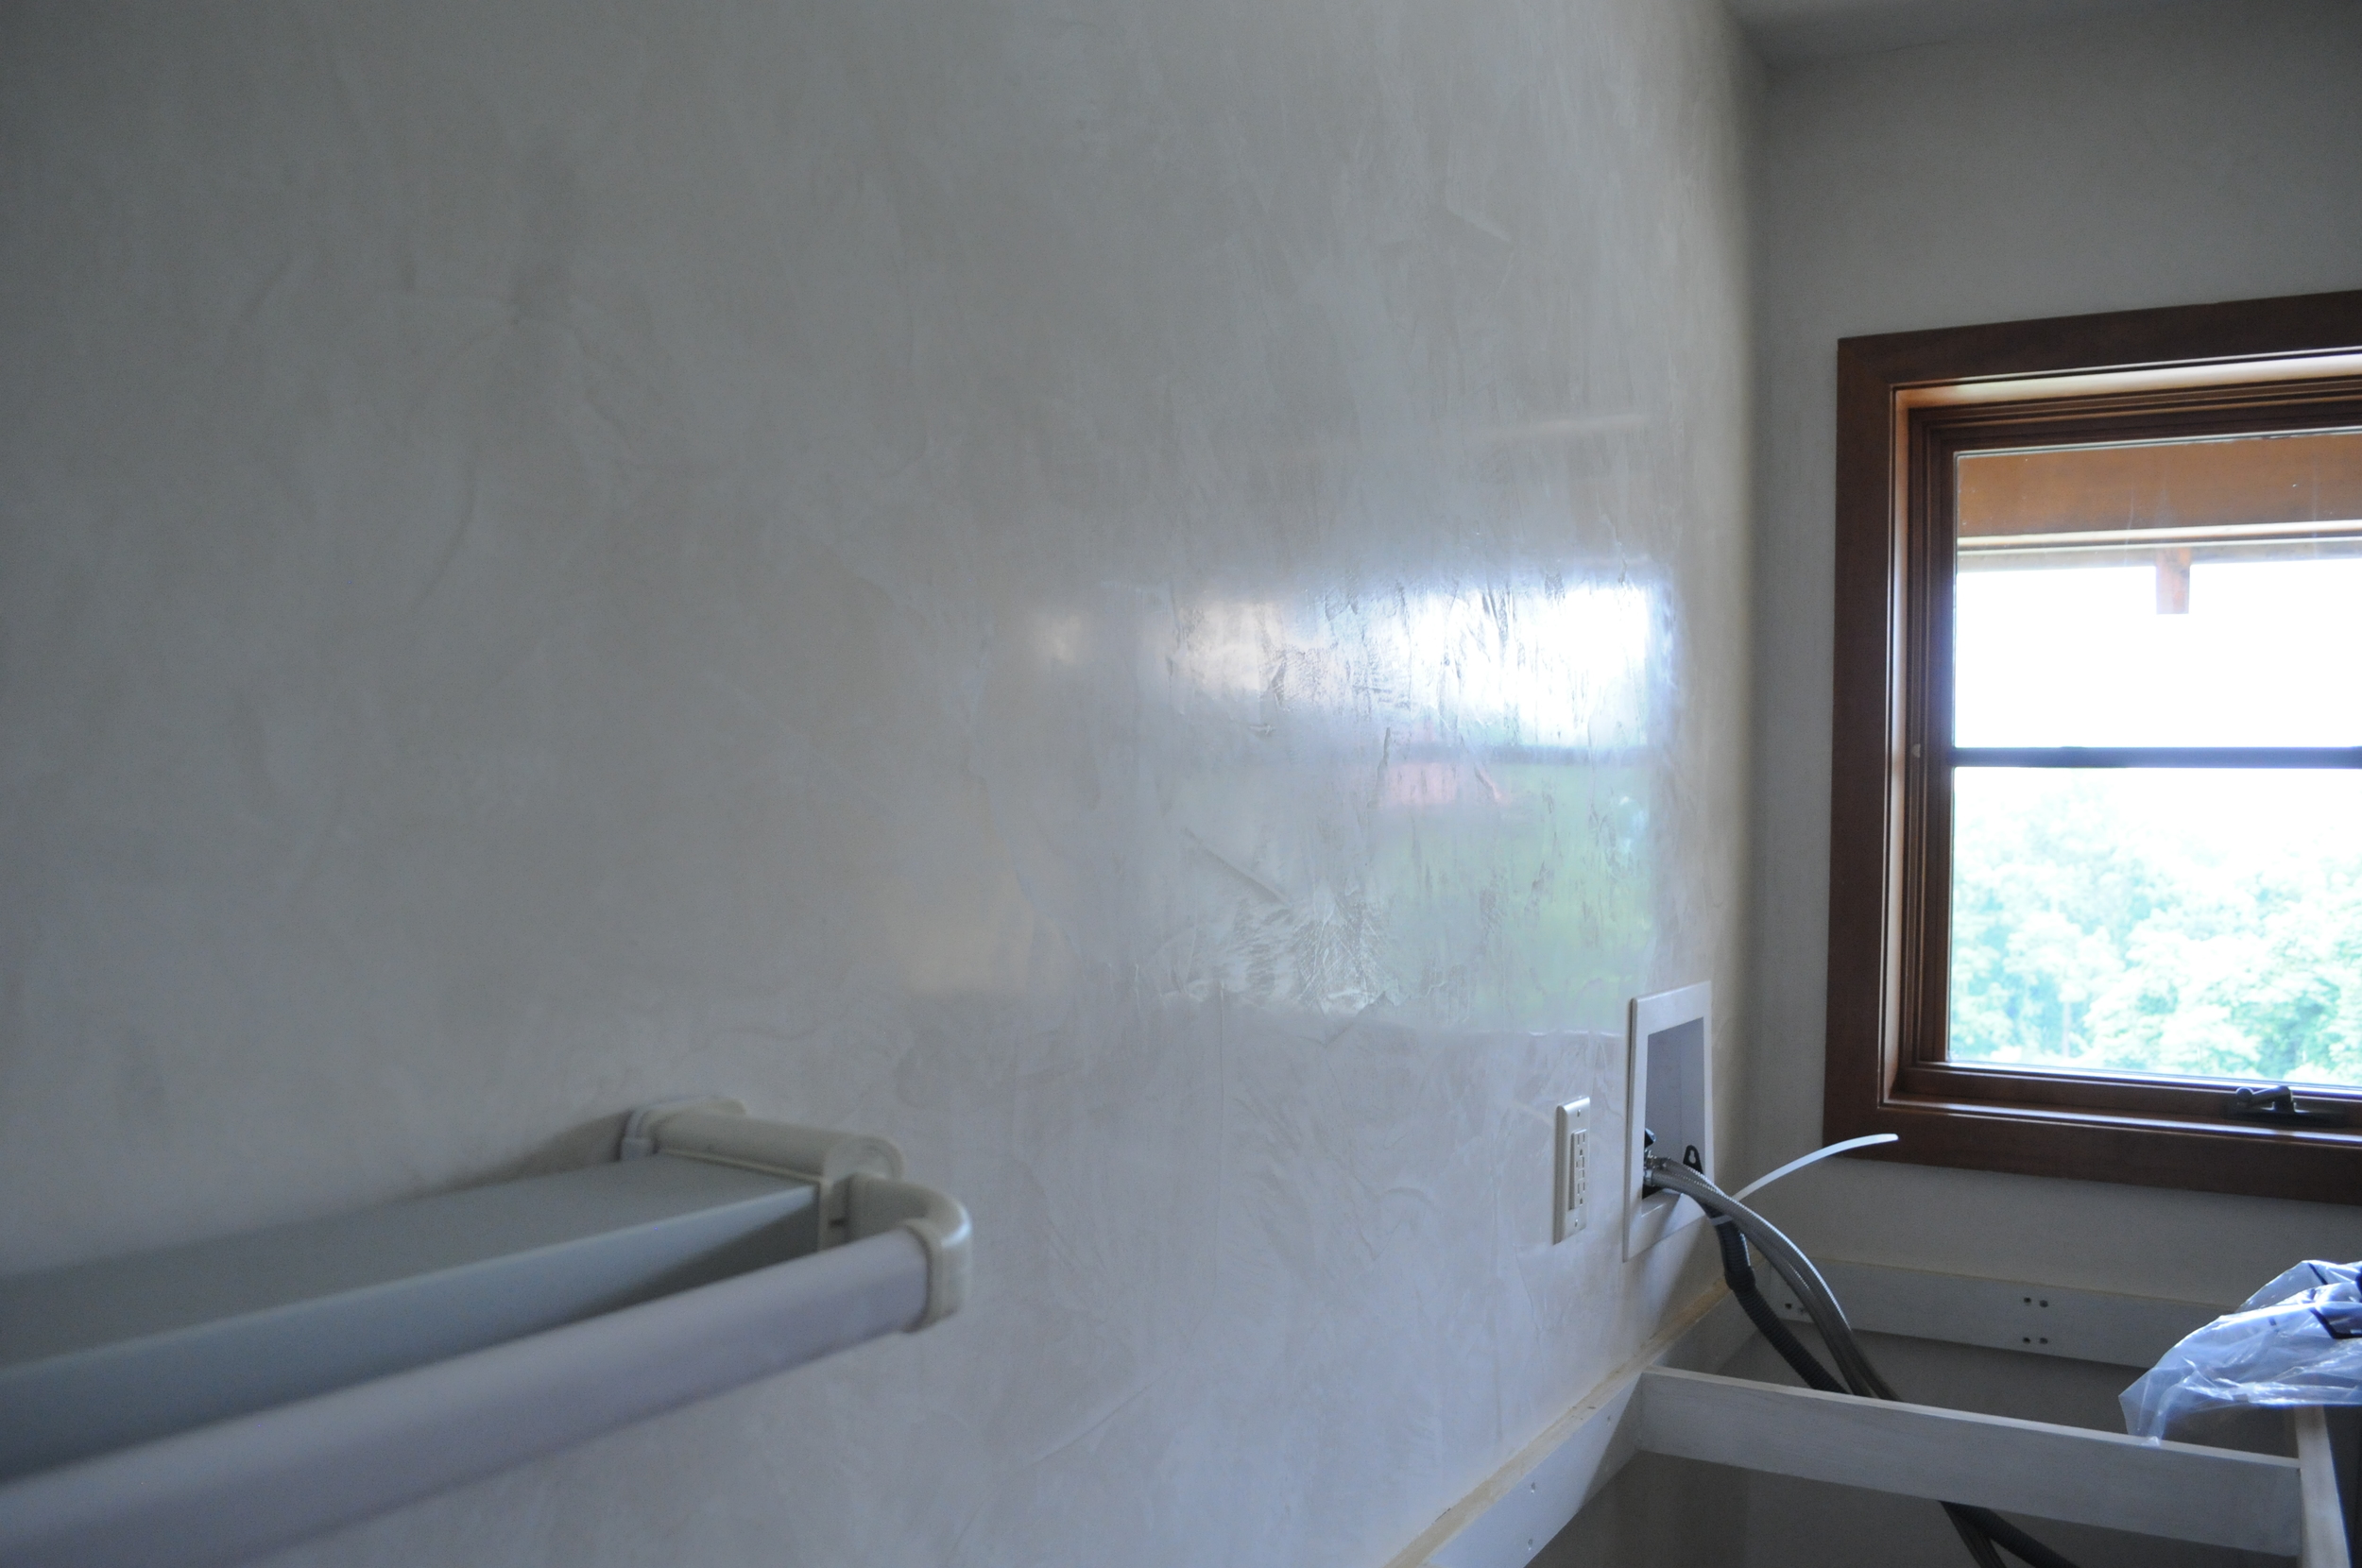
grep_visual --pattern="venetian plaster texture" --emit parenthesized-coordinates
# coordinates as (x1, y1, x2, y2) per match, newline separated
(1721, 0, 2192, 64)
(0, 2, 1759, 1563)
(1746, 0, 2362, 1305)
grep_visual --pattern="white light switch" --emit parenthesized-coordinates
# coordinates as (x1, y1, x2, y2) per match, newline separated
(1554, 1098, 1591, 1243)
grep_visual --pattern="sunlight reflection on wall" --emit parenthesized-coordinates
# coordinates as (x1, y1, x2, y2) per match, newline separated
(1172, 579, 1654, 752)
(1155, 577, 1664, 1028)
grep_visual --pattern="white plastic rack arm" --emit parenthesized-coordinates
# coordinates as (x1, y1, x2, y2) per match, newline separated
(621, 1099, 970, 1327)
(0, 1233, 926, 1568)
(0, 1104, 971, 1568)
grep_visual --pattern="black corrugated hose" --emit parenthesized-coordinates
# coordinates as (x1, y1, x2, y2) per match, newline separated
(1682, 1162, 2084, 1568)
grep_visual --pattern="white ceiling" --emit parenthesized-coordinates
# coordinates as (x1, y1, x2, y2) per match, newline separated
(1729, 0, 2206, 65)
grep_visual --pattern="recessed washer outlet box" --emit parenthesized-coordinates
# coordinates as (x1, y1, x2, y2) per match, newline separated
(1624, 982, 1712, 1259)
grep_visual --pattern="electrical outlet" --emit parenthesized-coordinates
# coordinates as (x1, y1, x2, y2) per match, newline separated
(1553, 1097, 1591, 1243)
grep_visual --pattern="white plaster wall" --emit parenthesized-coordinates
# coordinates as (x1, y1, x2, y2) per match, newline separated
(1747, 0, 2362, 1309)
(1723, 0, 2192, 65)
(0, 3, 1759, 1564)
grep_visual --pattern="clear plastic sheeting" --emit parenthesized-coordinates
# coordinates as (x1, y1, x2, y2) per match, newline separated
(2122, 1261, 2362, 1440)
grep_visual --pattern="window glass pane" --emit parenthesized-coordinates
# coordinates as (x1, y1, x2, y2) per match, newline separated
(1954, 556, 2362, 746)
(1953, 429, 2362, 748)
(1958, 430, 2362, 547)
(1948, 768, 2362, 1087)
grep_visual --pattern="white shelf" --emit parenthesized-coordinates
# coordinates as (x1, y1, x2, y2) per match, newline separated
(0, 1103, 970, 1568)
(1387, 1269, 2350, 1568)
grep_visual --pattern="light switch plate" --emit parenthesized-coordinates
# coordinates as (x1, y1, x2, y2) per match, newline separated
(1553, 1097, 1591, 1243)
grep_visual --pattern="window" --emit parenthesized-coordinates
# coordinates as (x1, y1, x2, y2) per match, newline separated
(1824, 290, 2362, 1201)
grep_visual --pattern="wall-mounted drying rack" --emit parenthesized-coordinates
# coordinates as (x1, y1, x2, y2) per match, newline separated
(0, 1099, 970, 1568)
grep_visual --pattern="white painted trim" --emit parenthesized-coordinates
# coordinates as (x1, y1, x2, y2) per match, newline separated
(2294, 1406, 2349, 1568)
(1635, 1365, 2302, 1556)
(1761, 1257, 2227, 1369)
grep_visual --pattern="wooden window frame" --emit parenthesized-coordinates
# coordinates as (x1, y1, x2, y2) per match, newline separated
(1824, 287, 2362, 1202)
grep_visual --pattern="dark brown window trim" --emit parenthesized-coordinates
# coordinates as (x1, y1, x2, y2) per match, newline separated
(1824, 288, 2362, 1203)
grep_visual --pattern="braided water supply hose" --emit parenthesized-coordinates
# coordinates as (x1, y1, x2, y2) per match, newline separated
(1644, 1152, 2082, 1568)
